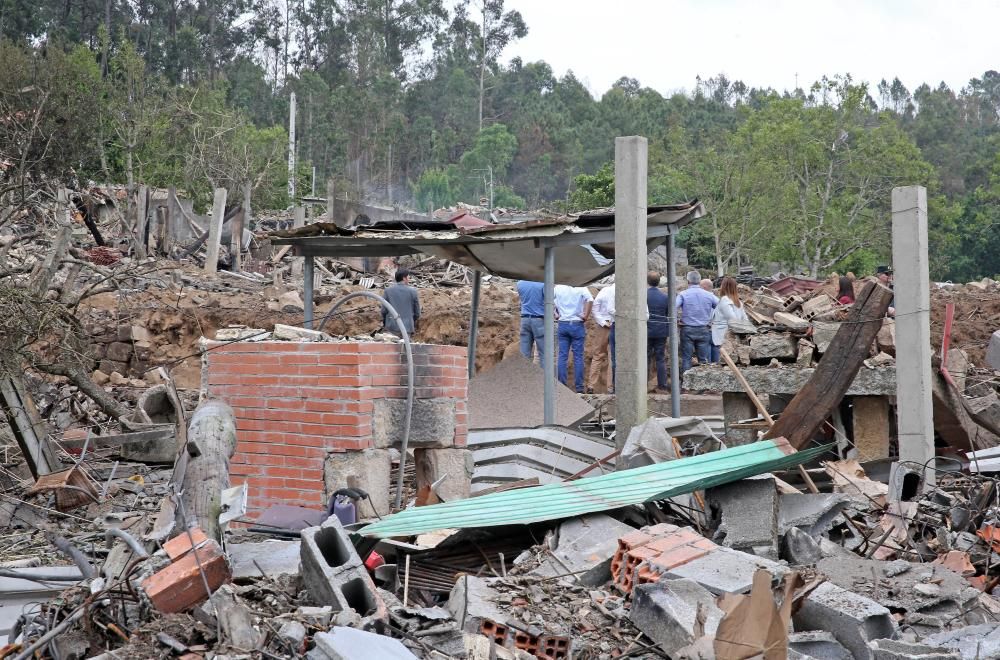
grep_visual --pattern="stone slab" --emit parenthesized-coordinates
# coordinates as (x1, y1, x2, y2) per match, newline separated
(532, 514, 636, 586)
(372, 398, 456, 449)
(313, 627, 416, 660)
(468, 355, 594, 430)
(685, 365, 896, 396)
(228, 541, 300, 580)
(630, 579, 723, 656)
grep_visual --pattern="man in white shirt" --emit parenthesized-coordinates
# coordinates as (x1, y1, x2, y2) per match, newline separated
(588, 284, 615, 393)
(554, 284, 593, 393)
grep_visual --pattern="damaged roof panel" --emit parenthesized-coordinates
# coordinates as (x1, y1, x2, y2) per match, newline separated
(360, 439, 830, 538)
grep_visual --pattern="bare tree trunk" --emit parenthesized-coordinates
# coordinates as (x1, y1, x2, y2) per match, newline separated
(100, 0, 111, 76)
(175, 400, 237, 541)
(479, 5, 486, 131)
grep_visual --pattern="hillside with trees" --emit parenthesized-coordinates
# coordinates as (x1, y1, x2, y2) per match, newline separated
(1, 1, 999, 280)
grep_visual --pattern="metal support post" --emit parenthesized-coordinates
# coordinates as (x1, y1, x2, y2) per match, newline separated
(468, 270, 482, 379)
(543, 247, 556, 425)
(303, 255, 315, 329)
(667, 231, 681, 418)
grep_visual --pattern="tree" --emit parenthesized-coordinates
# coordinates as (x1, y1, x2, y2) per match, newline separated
(468, 0, 527, 129)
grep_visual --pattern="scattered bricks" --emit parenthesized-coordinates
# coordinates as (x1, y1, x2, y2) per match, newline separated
(630, 579, 724, 656)
(788, 631, 853, 659)
(312, 627, 417, 660)
(480, 619, 509, 646)
(163, 528, 210, 560)
(511, 627, 540, 655)
(531, 514, 637, 587)
(706, 473, 779, 559)
(538, 635, 570, 660)
(372, 398, 456, 449)
(448, 576, 507, 635)
(868, 639, 960, 660)
(749, 333, 798, 361)
(414, 448, 472, 502)
(324, 449, 391, 519)
(793, 582, 898, 660)
(141, 539, 231, 613)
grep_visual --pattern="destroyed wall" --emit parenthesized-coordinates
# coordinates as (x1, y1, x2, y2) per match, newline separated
(204, 341, 468, 513)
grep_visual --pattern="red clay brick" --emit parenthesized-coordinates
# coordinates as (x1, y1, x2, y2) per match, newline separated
(142, 540, 230, 613)
(162, 528, 210, 560)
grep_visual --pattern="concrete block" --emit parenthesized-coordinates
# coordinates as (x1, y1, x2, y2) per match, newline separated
(447, 576, 507, 634)
(722, 391, 761, 446)
(779, 493, 849, 536)
(854, 396, 891, 462)
(228, 540, 300, 580)
(531, 514, 636, 586)
(750, 333, 798, 361)
(789, 631, 853, 659)
(273, 322, 332, 341)
(300, 516, 385, 623)
(278, 620, 307, 651)
(141, 539, 231, 613)
(660, 547, 787, 595)
(781, 527, 823, 565)
(924, 623, 1000, 658)
(372, 398, 456, 449)
(987, 330, 1000, 371)
(312, 627, 416, 659)
(105, 341, 133, 363)
(868, 639, 960, 660)
(630, 579, 723, 656)
(414, 448, 472, 502)
(794, 582, 897, 660)
(813, 321, 839, 354)
(324, 449, 391, 519)
(706, 474, 778, 559)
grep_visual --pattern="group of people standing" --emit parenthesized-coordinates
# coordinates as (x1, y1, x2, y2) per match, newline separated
(517, 270, 750, 394)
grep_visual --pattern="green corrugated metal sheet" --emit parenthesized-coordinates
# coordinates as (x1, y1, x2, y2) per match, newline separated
(361, 440, 830, 538)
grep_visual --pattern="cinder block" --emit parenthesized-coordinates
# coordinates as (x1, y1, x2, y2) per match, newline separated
(706, 474, 779, 559)
(372, 398, 456, 448)
(142, 539, 231, 613)
(630, 579, 723, 656)
(794, 582, 898, 659)
(414, 448, 472, 502)
(324, 449, 392, 519)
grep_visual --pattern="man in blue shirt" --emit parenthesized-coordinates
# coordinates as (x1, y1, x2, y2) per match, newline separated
(517, 280, 545, 363)
(675, 270, 718, 376)
(646, 271, 670, 392)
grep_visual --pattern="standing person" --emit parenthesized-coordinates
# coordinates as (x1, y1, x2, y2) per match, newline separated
(588, 282, 615, 393)
(675, 270, 718, 375)
(647, 271, 670, 392)
(554, 284, 593, 393)
(516, 280, 545, 362)
(837, 276, 856, 305)
(382, 269, 420, 336)
(711, 277, 749, 361)
(699, 279, 720, 363)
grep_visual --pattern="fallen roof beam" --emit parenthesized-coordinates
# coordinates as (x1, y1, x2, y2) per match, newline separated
(763, 281, 893, 450)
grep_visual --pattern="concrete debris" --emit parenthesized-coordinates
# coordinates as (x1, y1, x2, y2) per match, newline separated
(867, 639, 961, 660)
(781, 526, 824, 565)
(531, 513, 636, 586)
(779, 493, 850, 536)
(312, 627, 417, 659)
(620, 416, 722, 468)
(706, 473, 779, 559)
(794, 582, 898, 660)
(987, 329, 1000, 371)
(630, 579, 723, 656)
(788, 631, 853, 659)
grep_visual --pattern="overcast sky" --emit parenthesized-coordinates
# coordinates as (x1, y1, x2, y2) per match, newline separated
(503, 0, 999, 98)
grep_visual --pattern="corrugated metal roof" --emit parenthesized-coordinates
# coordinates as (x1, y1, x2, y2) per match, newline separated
(361, 440, 830, 538)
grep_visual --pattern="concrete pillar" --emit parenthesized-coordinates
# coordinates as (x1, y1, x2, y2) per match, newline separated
(204, 187, 227, 274)
(722, 392, 760, 446)
(291, 206, 306, 278)
(303, 256, 314, 329)
(853, 396, 890, 462)
(543, 247, 556, 425)
(891, 186, 934, 486)
(613, 136, 648, 453)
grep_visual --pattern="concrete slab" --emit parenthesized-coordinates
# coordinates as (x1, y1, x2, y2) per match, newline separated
(447, 576, 507, 634)
(706, 474, 778, 559)
(630, 579, 723, 656)
(924, 624, 1000, 658)
(794, 582, 897, 660)
(532, 514, 636, 586)
(788, 631, 853, 660)
(229, 540, 300, 580)
(868, 639, 960, 660)
(684, 365, 896, 396)
(312, 627, 416, 659)
(661, 547, 788, 595)
(468, 355, 594, 429)
(779, 493, 849, 536)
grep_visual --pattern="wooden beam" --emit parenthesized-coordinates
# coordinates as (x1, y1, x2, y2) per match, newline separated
(764, 281, 893, 450)
(53, 426, 175, 451)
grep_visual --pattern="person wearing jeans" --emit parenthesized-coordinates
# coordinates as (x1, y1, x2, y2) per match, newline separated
(554, 284, 593, 393)
(646, 271, 670, 391)
(675, 270, 718, 376)
(516, 280, 545, 363)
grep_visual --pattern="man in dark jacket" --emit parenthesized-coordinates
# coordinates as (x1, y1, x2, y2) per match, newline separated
(647, 271, 670, 392)
(382, 269, 420, 336)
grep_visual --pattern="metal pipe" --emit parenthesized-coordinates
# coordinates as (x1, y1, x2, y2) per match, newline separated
(11, 607, 86, 660)
(105, 528, 149, 559)
(467, 270, 482, 379)
(319, 292, 414, 509)
(543, 247, 556, 425)
(303, 255, 315, 329)
(667, 232, 681, 418)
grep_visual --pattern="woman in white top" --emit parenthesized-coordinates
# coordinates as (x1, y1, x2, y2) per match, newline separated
(710, 276, 749, 362)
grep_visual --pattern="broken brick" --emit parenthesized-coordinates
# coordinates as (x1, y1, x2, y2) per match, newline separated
(142, 539, 231, 613)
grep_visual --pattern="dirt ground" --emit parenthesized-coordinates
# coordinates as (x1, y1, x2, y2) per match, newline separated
(77, 263, 1000, 393)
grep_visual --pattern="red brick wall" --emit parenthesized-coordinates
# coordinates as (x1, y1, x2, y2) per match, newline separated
(204, 341, 468, 513)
